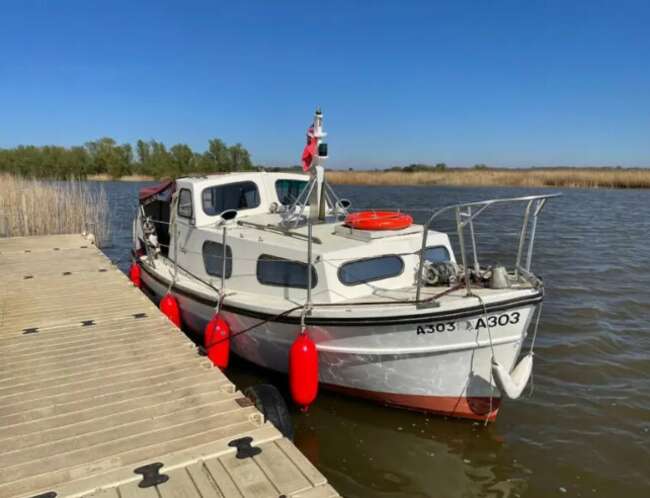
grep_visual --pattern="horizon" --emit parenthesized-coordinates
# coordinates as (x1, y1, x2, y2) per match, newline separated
(1, 0, 648, 169)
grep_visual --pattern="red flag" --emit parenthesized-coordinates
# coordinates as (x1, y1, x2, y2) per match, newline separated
(302, 125, 317, 171)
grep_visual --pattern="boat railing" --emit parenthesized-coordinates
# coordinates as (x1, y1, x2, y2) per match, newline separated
(138, 192, 559, 309)
(414, 193, 560, 302)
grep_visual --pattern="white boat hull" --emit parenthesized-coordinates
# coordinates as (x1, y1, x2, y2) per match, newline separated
(140, 264, 538, 421)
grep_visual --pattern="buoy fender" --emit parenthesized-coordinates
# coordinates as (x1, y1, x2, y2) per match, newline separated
(204, 315, 230, 369)
(289, 332, 319, 410)
(129, 263, 142, 288)
(492, 354, 533, 400)
(160, 293, 181, 328)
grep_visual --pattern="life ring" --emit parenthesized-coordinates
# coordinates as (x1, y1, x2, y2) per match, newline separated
(344, 211, 413, 231)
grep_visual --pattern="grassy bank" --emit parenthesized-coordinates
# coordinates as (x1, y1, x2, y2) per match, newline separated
(326, 168, 650, 189)
(0, 174, 110, 246)
(80, 166, 650, 189)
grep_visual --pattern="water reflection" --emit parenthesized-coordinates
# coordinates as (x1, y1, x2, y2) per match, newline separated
(297, 384, 538, 498)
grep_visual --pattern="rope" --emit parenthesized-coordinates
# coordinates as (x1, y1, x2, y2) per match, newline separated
(156, 257, 312, 345)
(206, 305, 305, 348)
(475, 293, 496, 425)
(475, 294, 496, 358)
(529, 296, 544, 353)
(163, 192, 179, 294)
(215, 291, 223, 315)
(526, 295, 544, 397)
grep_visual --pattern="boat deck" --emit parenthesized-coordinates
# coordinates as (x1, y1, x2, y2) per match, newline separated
(0, 234, 339, 498)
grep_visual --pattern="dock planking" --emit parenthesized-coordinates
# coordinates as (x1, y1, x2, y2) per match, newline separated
(0, 234, 339, 498)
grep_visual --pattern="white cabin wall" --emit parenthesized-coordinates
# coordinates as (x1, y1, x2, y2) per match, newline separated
(184, 172, 311, 228)
(319, 231, 455, 303)
(171, 223, 456, 306)
(171, 225, 329, 305)
(168, 173, 456, 307)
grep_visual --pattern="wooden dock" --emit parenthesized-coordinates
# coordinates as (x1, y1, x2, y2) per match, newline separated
(0, 234, 339, 498)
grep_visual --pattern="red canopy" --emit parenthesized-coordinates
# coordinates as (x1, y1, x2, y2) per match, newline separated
(138, 180, 174, 202)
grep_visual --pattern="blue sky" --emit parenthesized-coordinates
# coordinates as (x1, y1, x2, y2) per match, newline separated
(1, 0, 648, 168)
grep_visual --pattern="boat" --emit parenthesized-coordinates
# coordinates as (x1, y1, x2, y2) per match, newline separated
(132, 109, 558, 421)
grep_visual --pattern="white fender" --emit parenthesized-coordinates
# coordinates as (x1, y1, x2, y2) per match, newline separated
(491, 353, 533, 400)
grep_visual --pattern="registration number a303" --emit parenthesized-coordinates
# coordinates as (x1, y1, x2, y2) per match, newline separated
(416, 311, 521, 335)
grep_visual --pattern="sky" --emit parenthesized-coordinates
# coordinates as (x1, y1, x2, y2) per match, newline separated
(1, 0, 648, 168)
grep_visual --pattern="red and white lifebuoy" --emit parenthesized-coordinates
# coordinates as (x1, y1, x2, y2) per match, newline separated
(344, 211, 413, 231)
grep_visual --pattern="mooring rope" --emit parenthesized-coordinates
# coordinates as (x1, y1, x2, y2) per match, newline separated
(526, 296, 544, 397)
(475, 292, 496, 425)
(201, 304, 305, 351)
(162, 192, 179, 295)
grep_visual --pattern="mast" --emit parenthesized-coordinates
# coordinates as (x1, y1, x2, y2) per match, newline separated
(283, 108, 345, 227)
(308, 109, 328, 221)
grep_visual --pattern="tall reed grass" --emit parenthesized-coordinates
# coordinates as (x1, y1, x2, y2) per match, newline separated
(0, 174, 110, 246)
(327, 168, 650, 189)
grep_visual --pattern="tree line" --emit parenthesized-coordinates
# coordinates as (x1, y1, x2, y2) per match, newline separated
(387, 163, 448, 172)
(0, 137, 253, 179)
(387, 163, 493, 172)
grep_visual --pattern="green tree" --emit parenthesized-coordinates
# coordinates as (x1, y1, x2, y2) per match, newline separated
(208, 138, 232, 172)
(135, 140, 151, 175)
(0, 135, 253, 179)
(85, 138, 132, 178)
(193, 152, 216, 174)
(68, 146, 92, 178)
(110, 143, 133, 179)
(16, 146, 43, 177)
(228, 143, 252, 171)
(41, 146, 64, 178)
(85, 138, 114, 174)
(170, 144, 194, 176)
(149, 141, 172, 178)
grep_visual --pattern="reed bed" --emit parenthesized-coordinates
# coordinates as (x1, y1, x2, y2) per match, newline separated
(327, 168, 650, 189)
(0, 174, 110, 246)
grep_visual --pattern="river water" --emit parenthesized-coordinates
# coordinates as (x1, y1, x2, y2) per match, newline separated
(99, 180, 649, 498)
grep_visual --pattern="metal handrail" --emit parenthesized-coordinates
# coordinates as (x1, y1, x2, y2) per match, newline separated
(414, 193, 560, 302)
(140, 188, 559, 308)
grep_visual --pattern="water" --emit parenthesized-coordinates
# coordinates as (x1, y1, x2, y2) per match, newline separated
(99, 180, 649, 497)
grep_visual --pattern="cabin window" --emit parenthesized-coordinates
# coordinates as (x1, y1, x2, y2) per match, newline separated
(202, 241, 233, 279)
(202, 181, 260, 216)
(178, 189, 193, 219)
(338, 255, 404, 286)
(424, 246, 450, 263)
(275, 179, 308, 205)
(256, 254, 317, 289)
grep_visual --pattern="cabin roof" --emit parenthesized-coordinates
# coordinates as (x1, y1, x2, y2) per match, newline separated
(175, 171, 308, 189)
(204, 212, 449, 258)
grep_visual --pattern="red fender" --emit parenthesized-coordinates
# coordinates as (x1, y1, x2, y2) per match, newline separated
(204, 315, 231, 369)
(129, 262, 141, 288)
(289, 331, 319, 411)
(160, 293, 181, 328)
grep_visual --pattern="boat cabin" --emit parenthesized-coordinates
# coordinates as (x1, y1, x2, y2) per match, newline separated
(136, 172, 455, 305)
